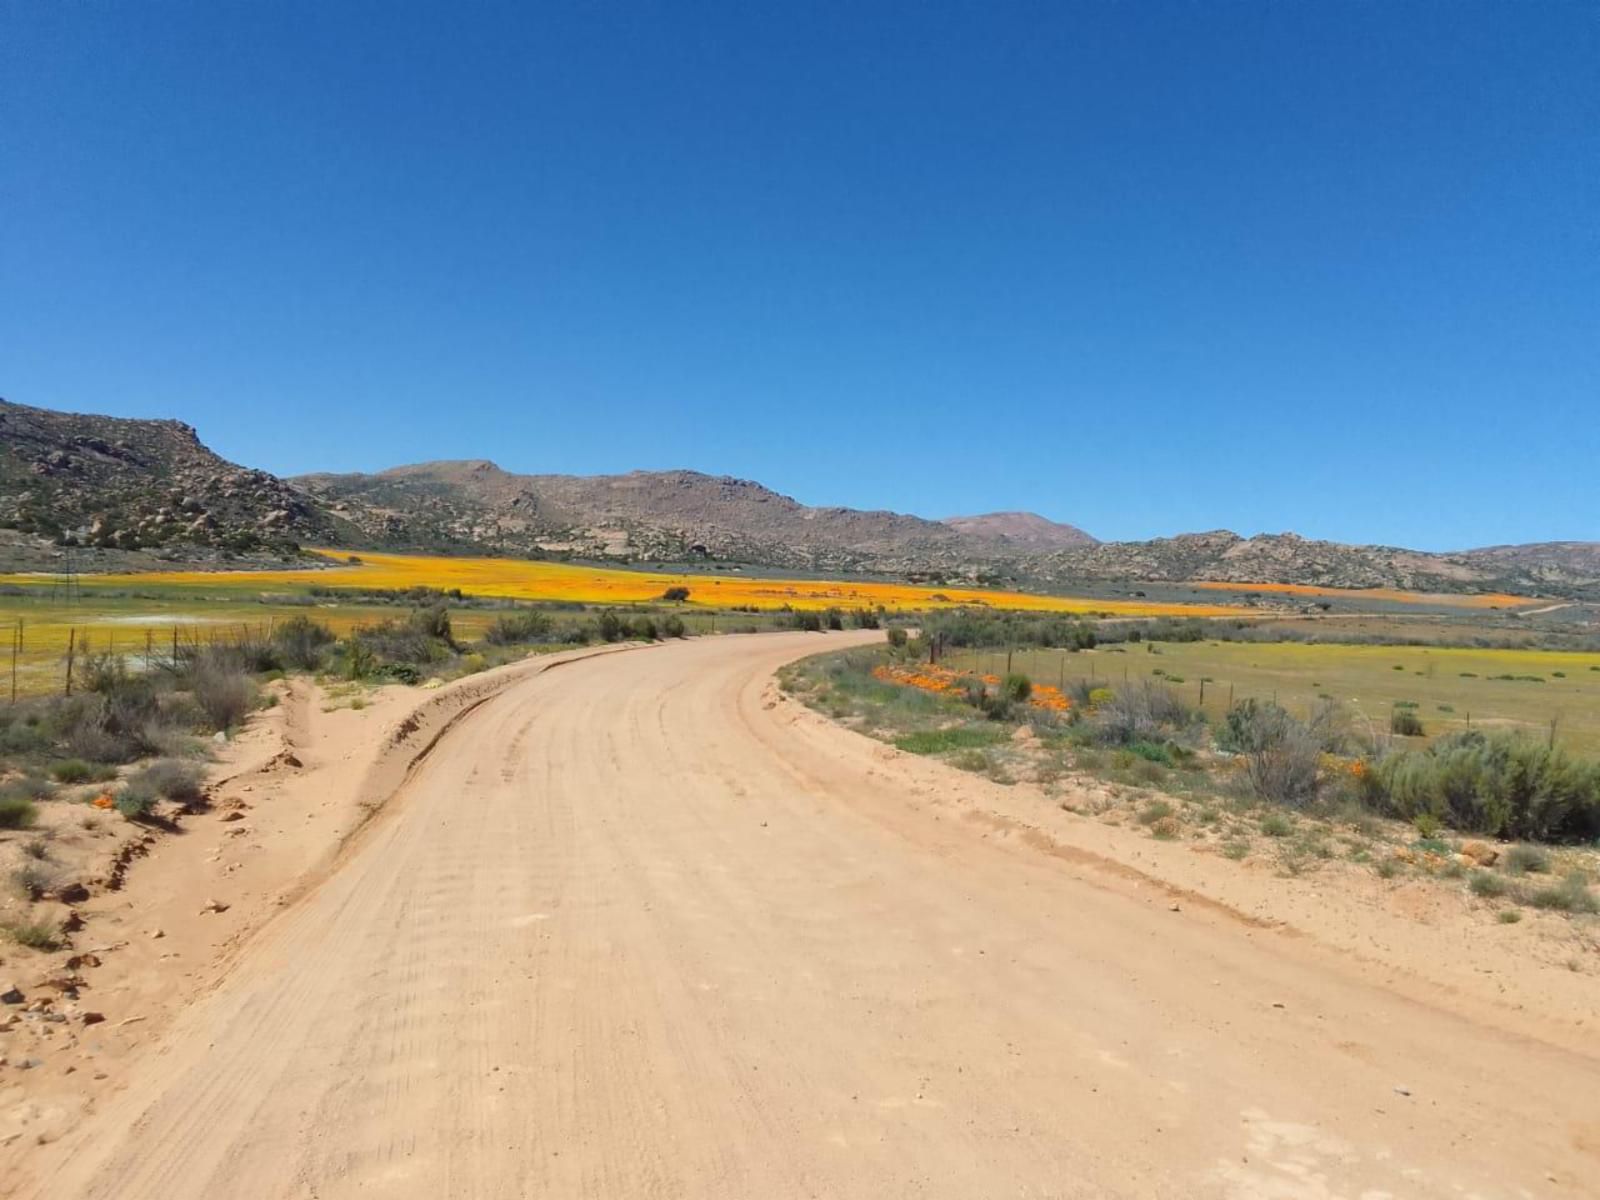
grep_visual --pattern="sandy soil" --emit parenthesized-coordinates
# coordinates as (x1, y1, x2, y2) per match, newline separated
(3, 631, 1598, 1198)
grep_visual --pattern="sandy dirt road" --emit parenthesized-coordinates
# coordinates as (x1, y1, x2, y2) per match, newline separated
(15, 632, 1599, 1199)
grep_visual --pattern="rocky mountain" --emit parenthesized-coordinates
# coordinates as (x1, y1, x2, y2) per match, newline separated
(0, 398, 346, 559)
(1028, 531, 1488, 592)
(940, 511, 1097, 551)
(294, 461, 1048, 577)
(1456, 542, 1600, 592)
(1, 397, 1594, 597)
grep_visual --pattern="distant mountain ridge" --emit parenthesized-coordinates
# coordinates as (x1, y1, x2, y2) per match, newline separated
(940, 511, 1097, 551)
(0, 398, 1595, 597)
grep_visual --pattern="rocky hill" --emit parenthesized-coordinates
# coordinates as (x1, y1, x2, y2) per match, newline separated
(941, 511, 1097, 551)
(1, 398, 1595, 597)
(295, 461, 1051, 577)
(0, 398, 346, 560)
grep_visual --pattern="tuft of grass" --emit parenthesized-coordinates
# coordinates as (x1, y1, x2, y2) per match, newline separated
(10, 861, 57, 900)
(1375, 857, 1402, 880)
(1502, 844, 1551, 876)
(950, 748, 993, 773)
(1221, 839, 1250, 860)
(3, 921, 62, 951)
(128, 759, 205, 804)
(1412, 812, 1442, 839)
(1497, 908, 1522, 924)
(0, 794, 39, 830)
(49, 758, 116, 784)
(114, 781, 159, 821)
(894, 726, 1008, 755)
(1523, 872, 1598, 914)
(1468, 870, 1509, 898)
(1137, 799, 1175, 826)
(1259, 811, 1293, 838)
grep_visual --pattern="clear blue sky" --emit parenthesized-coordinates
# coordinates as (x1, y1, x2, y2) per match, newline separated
(2, 2, 1595, 550)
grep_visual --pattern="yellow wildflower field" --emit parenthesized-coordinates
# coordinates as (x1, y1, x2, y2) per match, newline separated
(1, 549, 1247, 618)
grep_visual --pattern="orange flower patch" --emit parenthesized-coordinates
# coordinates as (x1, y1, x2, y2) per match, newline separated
(873, 663, 1072, 713)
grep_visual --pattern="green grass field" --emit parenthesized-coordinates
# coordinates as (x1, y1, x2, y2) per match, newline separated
(945, 640, 1600, 753)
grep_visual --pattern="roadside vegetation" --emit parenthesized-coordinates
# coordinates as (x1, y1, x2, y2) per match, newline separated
(780, 619, 1600, 919)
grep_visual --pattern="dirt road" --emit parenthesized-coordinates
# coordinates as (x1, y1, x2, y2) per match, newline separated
(17, 633, 1599, 1198)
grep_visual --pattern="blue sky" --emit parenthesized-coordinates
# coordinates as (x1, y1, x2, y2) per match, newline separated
(2, 2, 1595, 550)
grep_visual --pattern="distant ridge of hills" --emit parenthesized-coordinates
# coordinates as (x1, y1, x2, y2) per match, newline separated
(1, 398, 1596, 597)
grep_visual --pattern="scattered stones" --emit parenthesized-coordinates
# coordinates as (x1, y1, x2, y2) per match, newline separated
(200, 899, 230, 915)
(148, 928, 165, 940)
(1394, 1085, 1412, 1097)
(65, 953, 101, 971)
(80, 1012, 105, 1027)
(220, 810, 246, 823)
(1, 983, 24, 1005)
(53, 882, 91, 905)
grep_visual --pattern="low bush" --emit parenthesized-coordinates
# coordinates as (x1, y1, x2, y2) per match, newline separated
(1523, 871, 1598, 914)
(661, 586, 691, 602)
(1390, 708, 1425, 737)
(48, 758, 115, 784)
(271, 615, 337, 669)
(886, 628, 908, 649)
(1000, 673, 1032, 705)
(1363, 732, 1600, 842)
(189, 658, 258, 731)
(1219, 699, 1321, 806)
(114, 781, 160, 821)
(130, 759, 205, 804)
(1502, 844, 1551, 875)
(0, 794, 39, 830)
(484, 611, 555, 645)
(1089, 681, 1197, 748)
(3, 921, 62, 951)
(1468, 870, 1508, 898)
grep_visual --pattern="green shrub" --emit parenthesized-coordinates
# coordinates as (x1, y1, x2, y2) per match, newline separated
(661, 586, 691, 602)
(48, 758, 115, 784)
(1503, 844, 1551, 875)
(271, 615, 337, 669)
(130, 759, 205, 803)
(3, 921, 62, 951)
(1468, 870, 1508, 898)
(886, 628, 908, 649)
(1137, 799, 1174, 825)
(660, 614, 687, 639)
(1220, 699, 1321, 806)
(1260, 812, 1294, 837)
(790, 610, 823, 633)
(1412, 812, 1442, 838)
(1000, 673, 1032, 704)
(483, 611, 554, 645)
(190, 662, 258, 731)
(1497, 908, 1522, 923)
(114, 781, 159, 821)
(1390, 708, 1425, 737)
(1365, 731, 1600, 843)
(1523, 871, 1598, 914)
(0, 795, 38, 830)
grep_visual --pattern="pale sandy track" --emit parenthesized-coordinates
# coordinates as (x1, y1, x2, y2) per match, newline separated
(14, 632, 1599, 1198)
